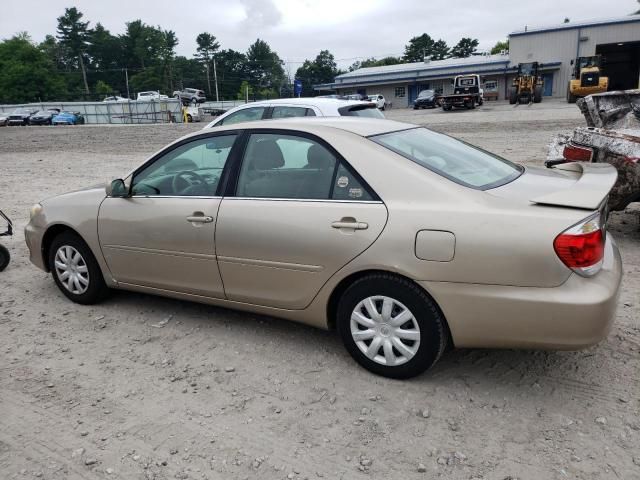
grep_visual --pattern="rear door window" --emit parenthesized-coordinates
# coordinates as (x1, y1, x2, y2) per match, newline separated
(219, 107, 267, 126)
(271, 106, 310, 119)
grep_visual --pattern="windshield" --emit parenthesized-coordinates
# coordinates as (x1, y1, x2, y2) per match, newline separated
(418, 90, 434, 98)
(339, 105, 384, 118)
(370, 127, 522, 189)
(12, 108, 31, 114)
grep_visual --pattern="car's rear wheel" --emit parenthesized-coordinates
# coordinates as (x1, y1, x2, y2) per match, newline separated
(49, 232, 109, 304)
(337, 274, 448, 378)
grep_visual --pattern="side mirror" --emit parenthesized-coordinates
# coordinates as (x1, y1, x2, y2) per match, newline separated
(106, 179, 129, 198)
(570, 59, 574, 65)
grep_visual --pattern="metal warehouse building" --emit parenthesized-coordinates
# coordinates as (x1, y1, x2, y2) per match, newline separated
(315, 15, 640, 107)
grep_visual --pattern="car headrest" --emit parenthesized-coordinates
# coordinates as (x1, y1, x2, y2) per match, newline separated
(249, 139, 285, 170)
(166, 157, 198, 172)
(306, 144, 334, 170)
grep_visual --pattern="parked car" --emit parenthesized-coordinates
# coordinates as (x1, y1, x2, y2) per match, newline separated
(0, 114, 8, 126)
(367, 94, 386, 110)
(52, 111, 85, 125)
(137, 91, 169, 101)
(547, 90, 640, 211)
(28, 109, 61, 126)
(7, 107, 38, 126)
(173, 88, 206, 104)
(204, 98, 383, 128)
(103, 96, 129, 102)
(413, 89, 439, 109)
(25, 117, 622, 379)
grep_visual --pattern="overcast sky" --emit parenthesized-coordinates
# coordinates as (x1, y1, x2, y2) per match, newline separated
(1, 0, 637, 69)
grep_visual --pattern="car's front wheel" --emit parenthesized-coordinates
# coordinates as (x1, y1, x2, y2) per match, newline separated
(337, 274, 448, 378)
(49, 232, 109, 304)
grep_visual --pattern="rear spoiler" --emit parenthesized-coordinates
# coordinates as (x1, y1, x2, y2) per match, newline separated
(531, 162, 617, 210)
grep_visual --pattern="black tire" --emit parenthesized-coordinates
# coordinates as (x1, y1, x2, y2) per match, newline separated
(186, 114, 192, 122)
(48, 231, 109, 304)
(442, 104, 452, 111)
(468, 99, 476, 109)
(509, 87, 518, 104)
(0, 244, 10, 272)
(566, 85, 577, 103)
(533, 85, 543, 103)
(413, 105, 418, 110)
(337, 274, 448, 379)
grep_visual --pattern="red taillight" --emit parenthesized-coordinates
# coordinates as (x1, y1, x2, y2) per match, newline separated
(554, 213, 605, 277)
(563, 144, 593, 162)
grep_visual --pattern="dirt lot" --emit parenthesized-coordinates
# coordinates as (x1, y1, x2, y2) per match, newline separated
(1, 99, 639, 480)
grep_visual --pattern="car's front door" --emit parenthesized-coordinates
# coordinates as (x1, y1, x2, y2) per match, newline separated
(215, 131, 388, 309)
(98, 133, 239, 297)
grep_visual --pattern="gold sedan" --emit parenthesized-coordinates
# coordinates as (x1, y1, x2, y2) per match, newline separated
(25, 118, 623, 378)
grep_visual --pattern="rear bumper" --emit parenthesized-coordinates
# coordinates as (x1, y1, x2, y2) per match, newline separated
(421, 236, 622, 349)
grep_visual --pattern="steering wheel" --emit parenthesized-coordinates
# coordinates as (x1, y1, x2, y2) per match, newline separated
(171, 170, 207, 194)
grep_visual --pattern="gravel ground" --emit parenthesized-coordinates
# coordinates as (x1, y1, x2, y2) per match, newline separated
(1, 99, 639, 480)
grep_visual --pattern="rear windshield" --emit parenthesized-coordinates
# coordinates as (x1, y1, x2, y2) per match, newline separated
(339, 105, 384, 118)
(370, 127, 522, 189)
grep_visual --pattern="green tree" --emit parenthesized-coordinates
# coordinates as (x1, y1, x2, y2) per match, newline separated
(56, 7, 90, 93)
(159, 29, 178, 92)
(0, 35, 66, 102)
(237, 80, 254, 100)
(246, 39, 285, 92)
(39, 35, 66, 70)
(404, 34, 433, 62)
(195, 32, 220, 96)
(95, 80, 113, 95)
(88, 24, 124, 94)
(295, 50, 340, 96)
(173, 55, 206, 93)
(349, 56, 402, 72)
(431, 40, 450, 60)
(216, 49, 247, 99)
(490, 39, 509, 55)
(450, 37, 479, 58)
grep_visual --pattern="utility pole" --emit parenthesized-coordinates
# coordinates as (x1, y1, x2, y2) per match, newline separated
(205, 63, 212, 96)
(124, 68, 130, 99)
(213, 58, 219, 102)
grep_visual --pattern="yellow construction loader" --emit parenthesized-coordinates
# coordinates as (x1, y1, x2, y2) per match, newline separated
(509, 62, 544, 104)
(567, 55, 608, 103)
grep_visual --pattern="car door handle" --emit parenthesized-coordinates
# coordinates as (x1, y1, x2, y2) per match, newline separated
(331, 220, 368, 230)
(186, 215, 214, 223)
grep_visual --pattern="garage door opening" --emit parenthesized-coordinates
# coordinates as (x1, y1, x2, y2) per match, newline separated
(596, 41, 640, 91)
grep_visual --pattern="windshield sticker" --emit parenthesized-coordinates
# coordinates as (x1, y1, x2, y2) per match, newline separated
(348, 188, 363, 198)
(337, 176, 349, 188)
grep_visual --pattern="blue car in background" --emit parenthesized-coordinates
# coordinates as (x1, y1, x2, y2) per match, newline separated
(52, 111, 85, 125)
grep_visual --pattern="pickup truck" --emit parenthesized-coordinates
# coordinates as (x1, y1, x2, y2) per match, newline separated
(547, 89, 640, 211)
(439, 75, 483, 111)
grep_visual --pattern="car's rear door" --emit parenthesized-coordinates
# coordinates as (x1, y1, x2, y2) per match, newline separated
(215, 130, 388, 309)
(98, 133, 240, 298)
